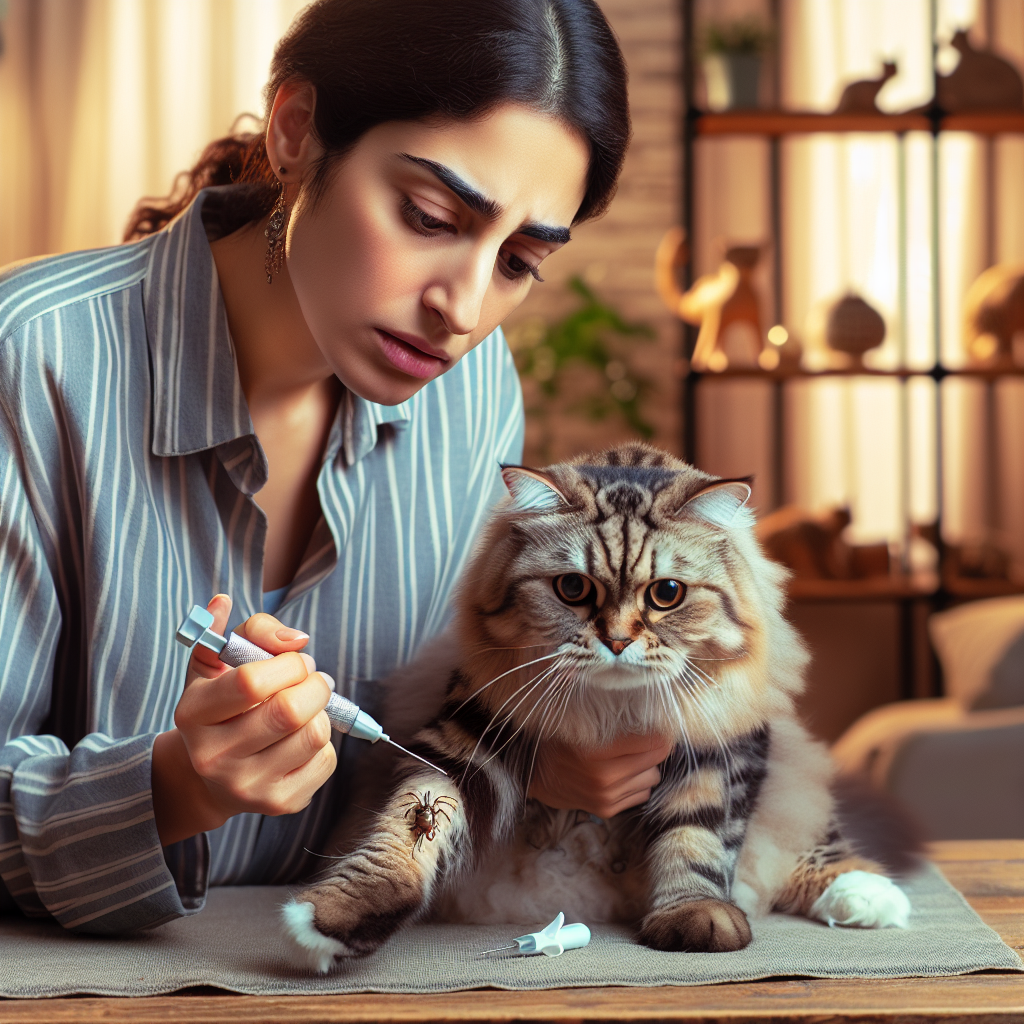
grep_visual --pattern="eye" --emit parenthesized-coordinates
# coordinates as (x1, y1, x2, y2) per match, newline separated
(553, 573, 594, 606)
(645, 579, 686, 611)
(401, 198, 456, 236)
(499, 248, 543, 283)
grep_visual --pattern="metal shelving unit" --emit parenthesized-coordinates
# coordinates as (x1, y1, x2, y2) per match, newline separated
(678, 0, 1024, 698)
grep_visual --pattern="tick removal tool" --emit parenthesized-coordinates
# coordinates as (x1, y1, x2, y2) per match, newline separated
(175, 605, 447, 776)
(476, 913, 591, 958)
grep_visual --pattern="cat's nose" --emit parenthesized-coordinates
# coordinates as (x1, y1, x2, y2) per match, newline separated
(603, 637, 633, 655)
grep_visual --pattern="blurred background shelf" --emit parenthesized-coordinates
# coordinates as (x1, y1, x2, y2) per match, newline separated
(695, 110, 1024, 136)
(787, 574, 1023, 602)
(685, 365, 1024, 380)
(786, 573, 940, 602)
(679, 0, 1024, 744)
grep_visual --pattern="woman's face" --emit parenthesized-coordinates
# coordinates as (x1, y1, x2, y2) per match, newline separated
(283, 103, 590, 406)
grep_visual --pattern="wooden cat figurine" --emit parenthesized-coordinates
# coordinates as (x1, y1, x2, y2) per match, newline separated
(835, 61, 897, 113)
(655, 228, 767, 372)
(935, 30, 1024, 111)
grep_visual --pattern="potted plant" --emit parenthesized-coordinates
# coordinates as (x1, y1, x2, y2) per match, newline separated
(702, 17, 773, 111)
(508, 276, 656, 464)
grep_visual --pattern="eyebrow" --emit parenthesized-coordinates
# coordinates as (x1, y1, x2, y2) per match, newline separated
(399, 153, 571, 245)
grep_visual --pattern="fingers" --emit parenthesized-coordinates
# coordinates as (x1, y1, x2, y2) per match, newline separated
(227, 670, 334, 758)
(596, 739, 673, 783)
(187, 594, 233, 680)
(528, 733, 673, 818)
(180, 650, 321, 726)
(201, 719, 337, 818)
(255, 710, 335, 788)
(234, 610, 311, 653)
(592, 731, 674, 760)
(592, 765, 663, 818)
(600, 787, 654, 819)
(187, 596, 311, 682)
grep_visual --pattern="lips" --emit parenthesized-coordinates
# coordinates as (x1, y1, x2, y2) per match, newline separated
(374, 328, 449, 380)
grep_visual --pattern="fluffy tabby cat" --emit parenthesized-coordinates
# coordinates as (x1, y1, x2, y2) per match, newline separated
(284, 444, 911, 971)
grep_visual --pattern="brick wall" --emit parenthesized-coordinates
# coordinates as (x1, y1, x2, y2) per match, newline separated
(503, 0, 683, 465)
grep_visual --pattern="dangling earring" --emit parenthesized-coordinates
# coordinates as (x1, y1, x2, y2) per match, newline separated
(264, 181, 288, 284)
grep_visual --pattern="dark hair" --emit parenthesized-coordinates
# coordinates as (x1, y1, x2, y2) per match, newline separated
(124, 0, 630, 242)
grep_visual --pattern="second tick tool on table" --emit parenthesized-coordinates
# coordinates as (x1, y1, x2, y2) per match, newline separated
(175, 604, 447, 776)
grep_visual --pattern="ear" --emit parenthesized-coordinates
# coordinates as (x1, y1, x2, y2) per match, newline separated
(679, 479, 752, 528)
(500, 465, 571, 513)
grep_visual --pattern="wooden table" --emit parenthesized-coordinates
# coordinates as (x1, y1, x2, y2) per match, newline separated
(1, 840, 1021, 1024)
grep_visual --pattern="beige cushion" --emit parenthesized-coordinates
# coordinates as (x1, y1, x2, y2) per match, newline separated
(929, 596, 1024, 709)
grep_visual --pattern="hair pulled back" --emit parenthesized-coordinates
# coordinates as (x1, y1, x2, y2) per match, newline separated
(125, 0, 630, 241)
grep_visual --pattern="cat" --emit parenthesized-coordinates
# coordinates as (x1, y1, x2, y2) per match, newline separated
(835, 61, 897, 114)
(282, 444, 911, 972)
(936, 31, 1024, 111)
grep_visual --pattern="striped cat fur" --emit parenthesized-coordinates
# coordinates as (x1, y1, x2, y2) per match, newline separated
(283, 444, 910, 971)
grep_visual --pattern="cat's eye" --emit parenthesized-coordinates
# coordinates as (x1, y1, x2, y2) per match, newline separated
(553, 573, 595, 606)
(645, 579, 687, 610)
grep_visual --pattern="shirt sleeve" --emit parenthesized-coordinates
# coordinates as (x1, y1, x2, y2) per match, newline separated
(0, 398, 207, 933)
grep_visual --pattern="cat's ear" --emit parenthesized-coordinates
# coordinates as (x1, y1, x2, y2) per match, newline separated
(500, 465, 571, 513)
(678, 478, 752, 527)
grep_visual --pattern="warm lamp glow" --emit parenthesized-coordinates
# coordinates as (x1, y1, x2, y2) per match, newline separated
(767, 325, 789, 347)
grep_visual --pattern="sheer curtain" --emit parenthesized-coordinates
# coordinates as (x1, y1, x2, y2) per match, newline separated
(693, 0, 1024, 578)
(0, 0, 305, 263)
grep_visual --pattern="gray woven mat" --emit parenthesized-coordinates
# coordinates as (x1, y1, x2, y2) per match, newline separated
(1, 863, 1020, 998)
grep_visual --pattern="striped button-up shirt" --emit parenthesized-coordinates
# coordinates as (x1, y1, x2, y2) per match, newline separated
(0, 188, 524, 933)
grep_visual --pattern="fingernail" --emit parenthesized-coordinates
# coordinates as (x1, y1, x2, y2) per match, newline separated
(276, 627, 309, 642)
(320, 673, 336, 692)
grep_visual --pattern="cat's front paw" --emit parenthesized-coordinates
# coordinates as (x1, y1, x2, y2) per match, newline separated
(809, 870, 911, 929)
(282, 873, 422, 972)
(639, 898, 752, 952)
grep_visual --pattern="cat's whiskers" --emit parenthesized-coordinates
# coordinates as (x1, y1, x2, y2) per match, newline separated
(450, 651, 561, 718)
(685, 659, 725, 690)
(686, 652, 749, 662)
(463, 660, 566, 780)
(466, 641, 555, 655)
(521, 671, 575, 790)
(471, 660, 570, 776)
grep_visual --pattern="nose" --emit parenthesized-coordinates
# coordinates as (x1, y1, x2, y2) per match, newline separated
(602, 637, 633, 656)
(422, 245, 493, 337)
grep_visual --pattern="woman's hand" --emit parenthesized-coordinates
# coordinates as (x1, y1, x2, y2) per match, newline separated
(527, 732, 675, 819)
(152, 594, 337, 847)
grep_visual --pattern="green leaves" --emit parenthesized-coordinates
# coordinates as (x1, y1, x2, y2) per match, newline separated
(510, 276, 656, 456)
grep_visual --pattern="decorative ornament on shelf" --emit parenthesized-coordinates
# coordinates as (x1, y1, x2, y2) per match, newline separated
(824, 293, 886, 368)
(934, 30, 1024, 111)
(834, 61, 898, 114)
(701, 17, 772, 111)
(656, 228, 775, 373)
(756, 505, 891, 581)
(911, 523, 1013, 587)
(763, 324, 802, 371)
(963, 264, 1024, 367)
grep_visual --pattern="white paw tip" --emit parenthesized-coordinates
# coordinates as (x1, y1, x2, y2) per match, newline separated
(281, 899, 348, 973)
(810, 870, 911, 930)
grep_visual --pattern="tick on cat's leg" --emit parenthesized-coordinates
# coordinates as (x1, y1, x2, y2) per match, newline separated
(282, 777, 465, 972)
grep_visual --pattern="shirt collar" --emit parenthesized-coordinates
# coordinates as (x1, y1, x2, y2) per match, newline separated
(142, 186, 412, 466)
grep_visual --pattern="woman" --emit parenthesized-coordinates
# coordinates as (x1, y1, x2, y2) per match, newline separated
(0, 0, 671, 934)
